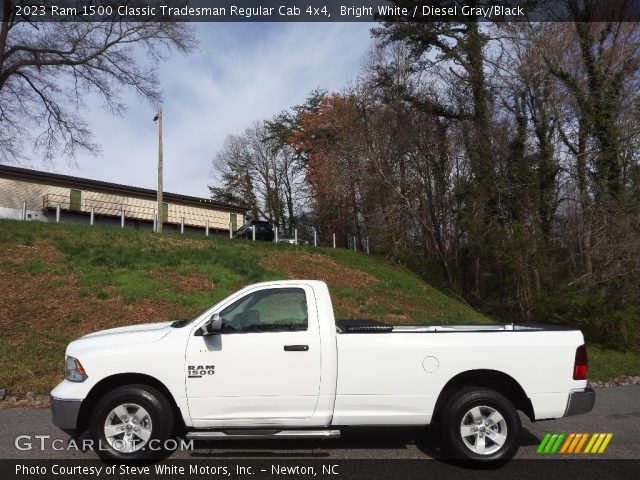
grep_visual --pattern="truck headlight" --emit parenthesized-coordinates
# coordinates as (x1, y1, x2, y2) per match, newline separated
(65, 356, 88, 382)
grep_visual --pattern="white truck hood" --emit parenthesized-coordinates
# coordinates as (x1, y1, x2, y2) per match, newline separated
(67, 321, 174, 353)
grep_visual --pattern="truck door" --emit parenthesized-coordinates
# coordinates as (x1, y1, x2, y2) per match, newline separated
(185, 285, 322, 424)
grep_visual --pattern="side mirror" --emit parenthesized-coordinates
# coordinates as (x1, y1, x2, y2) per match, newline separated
(196, 313, 222, 336)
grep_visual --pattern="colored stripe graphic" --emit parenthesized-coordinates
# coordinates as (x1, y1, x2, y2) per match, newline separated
(585, 433, 610, 454)
(560, 433, 575, 453)
(537, 433, 613, 454)
(537, 433, 552, 453)
(597, 434, 613, 453)
(567, 434, 583, 453)
(544, 433, 559, 453)
(583, 433, 599, 453)
(574, 433, 589, 453)
(550, 433, 565, 453)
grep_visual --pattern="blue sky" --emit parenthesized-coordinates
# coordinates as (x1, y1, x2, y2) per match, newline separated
(48, 22, 375, 198)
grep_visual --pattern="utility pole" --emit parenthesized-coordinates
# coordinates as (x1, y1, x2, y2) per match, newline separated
(154, 109, 163, 233)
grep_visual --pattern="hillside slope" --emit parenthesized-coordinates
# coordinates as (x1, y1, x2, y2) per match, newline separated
(0, 219, 489, 396)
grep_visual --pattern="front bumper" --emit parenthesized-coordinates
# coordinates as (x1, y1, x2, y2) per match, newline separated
(50, 396, 82, 432)
(564, 387, 596, 417)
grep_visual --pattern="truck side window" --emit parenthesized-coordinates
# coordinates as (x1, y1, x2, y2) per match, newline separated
(219, 288, 308, 333)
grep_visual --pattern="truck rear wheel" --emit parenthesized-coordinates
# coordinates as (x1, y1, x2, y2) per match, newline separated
(441, 387, 521, 463)
(89, 384, 174, 461)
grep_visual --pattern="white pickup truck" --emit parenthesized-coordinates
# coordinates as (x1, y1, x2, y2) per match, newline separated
(51, 280, 595, 462)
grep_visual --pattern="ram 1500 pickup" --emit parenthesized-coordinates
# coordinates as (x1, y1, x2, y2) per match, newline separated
(51, 280, 595, 462)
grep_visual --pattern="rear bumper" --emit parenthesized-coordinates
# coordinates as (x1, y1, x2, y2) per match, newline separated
(564, 387, 596, 417)
(50, 396, 82, 432)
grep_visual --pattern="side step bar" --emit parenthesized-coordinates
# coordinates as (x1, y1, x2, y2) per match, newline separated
(186, 429, 341, 441)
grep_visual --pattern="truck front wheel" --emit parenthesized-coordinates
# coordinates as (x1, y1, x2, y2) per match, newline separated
(441, 387, 521, 463)
(89, 384, 174, 461)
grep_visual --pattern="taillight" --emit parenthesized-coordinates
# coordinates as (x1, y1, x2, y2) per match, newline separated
(573, 344, 588, 380)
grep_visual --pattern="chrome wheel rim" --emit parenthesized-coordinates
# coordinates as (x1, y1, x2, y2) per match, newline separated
(103, 403, 153, 453)
(460, 405, 508, 455)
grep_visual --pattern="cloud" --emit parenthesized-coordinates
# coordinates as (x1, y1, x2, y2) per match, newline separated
(48, 22, 374, 199)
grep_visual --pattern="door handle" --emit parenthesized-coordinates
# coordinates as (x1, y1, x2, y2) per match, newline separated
(284, 345, 309, 352)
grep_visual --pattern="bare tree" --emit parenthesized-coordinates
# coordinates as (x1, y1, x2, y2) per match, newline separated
(210, 121, 306, 232)
(0, 1, 195, 163)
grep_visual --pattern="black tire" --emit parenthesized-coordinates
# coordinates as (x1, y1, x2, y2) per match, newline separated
(441, 387, 521, 463)
(89, 384, 174, 461)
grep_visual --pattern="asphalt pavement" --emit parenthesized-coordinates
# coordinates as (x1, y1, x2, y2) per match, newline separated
(1, 385, 638, 460)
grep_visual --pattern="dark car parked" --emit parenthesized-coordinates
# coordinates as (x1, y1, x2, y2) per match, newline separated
(235, 220, 275, 241)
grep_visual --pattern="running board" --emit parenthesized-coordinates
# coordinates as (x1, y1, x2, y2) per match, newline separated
(186, 429, 341, 441)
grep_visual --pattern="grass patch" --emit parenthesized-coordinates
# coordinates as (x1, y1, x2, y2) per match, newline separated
(16, 259, 48, 274)
(0, 219, 632, 396)
(0, 219, 490, 395)
(588, 346, 640, 382)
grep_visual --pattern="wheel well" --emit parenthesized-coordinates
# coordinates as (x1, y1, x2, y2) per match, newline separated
(432, 369, 535, 423)
(76, 373, 186, 435)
